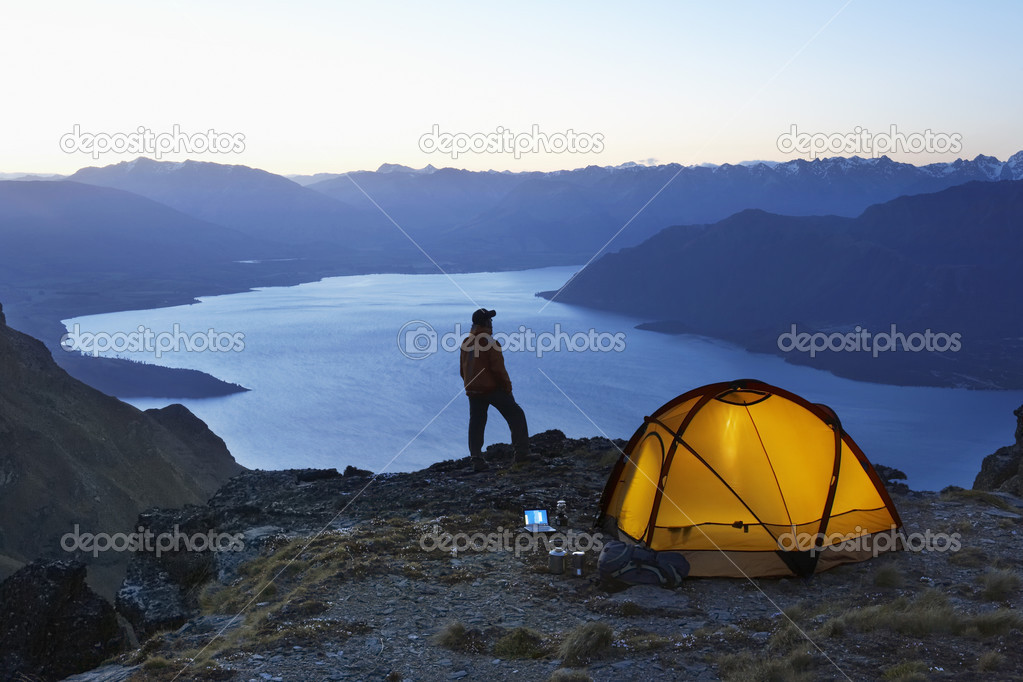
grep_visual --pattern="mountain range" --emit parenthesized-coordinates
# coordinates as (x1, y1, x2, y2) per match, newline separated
(3, 152, 1023, 393)
(0, 180, 257, 282)
(68, 158, 400, 253)
(539, 179, 1023, 388)
(307, 153, 1023, 262)
(63, 152, 1023, 267)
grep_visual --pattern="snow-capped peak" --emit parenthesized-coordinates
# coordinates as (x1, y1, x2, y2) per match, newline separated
(375, 163, 437, 175)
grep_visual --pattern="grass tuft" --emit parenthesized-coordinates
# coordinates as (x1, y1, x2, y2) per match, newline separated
(872, 564, 905, 589)
(717, 649, 815, 681)
(948, 547, 989, 568)
(818, 589, 1023, 638)
(141, 656, 173, 670)
(613, 626, 674, 653)
(558, 622, 614, 667)
(978, 568, 1021, 601)
(768, 623, 805, 651)
(430, 621, 488, 653)
(939, 487, 1011, 510)
(882, 660, 928, 681)
(968, 609, 1023, 637)
(493, 627, 547, 659)
(978, 650, 1006, 672)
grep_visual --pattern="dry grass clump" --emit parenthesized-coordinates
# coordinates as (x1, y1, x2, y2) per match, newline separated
(200, 519, 429, 617)
(948, 547, 989, 568)
(141, 656, 173, 670)
(977, 650, 1006, 671)
(780, 599, 831, 622)
(977, 568, 1022, 601)
(252, 607, 369, 649)
(558, 622, 614, 667)
(431, 621, 488, 653)
(493, 627, 548, 658)
(612, 626, 674, 654)
(768, 623, 806, 651)
(818, 589, 1023, 637)
(881, 659, 928, 681)
(717, 649, 815, 682)
(128, 652, 231, 681)
(939, 487, 1011, 510)
(968, 609, 1023, 637)
(613, 599, 651, 617)
(872, 563, 906, 588)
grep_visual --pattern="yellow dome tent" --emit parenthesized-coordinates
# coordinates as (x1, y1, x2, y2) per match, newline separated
(597, 380, 902, 577)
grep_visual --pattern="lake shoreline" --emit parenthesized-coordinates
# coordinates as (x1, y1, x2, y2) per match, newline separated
(60, 267, 1023, 491)
(7, 259, 556, 399)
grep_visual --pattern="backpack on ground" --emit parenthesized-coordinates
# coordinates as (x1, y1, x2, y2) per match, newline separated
(598, 540, 689, 588)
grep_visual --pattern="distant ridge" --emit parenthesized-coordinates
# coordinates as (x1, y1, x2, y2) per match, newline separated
(68, 157, 397, 250)
(307, 151, 1023, 262)
(540, 179, 1023, 389)
(54, 152, 1023, 267)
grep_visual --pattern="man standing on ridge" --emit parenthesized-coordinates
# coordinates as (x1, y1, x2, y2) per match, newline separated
(460, 308, 531, 471)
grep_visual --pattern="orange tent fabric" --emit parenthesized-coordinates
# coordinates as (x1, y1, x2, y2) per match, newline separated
(598, 379, 902, 577)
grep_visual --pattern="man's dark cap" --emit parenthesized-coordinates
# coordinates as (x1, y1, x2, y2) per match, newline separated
(472, 308, 497, 325)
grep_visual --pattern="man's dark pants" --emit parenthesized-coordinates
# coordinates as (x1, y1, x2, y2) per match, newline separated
(468, 390, 529, 458)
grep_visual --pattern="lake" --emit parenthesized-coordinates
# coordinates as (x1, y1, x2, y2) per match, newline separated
(63, 266, 1023, 491)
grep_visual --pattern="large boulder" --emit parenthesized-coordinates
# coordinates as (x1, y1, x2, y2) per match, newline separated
(973, 404, 1023, 494)
(0, 559, 125, 680)
(115, 506, 221, 638)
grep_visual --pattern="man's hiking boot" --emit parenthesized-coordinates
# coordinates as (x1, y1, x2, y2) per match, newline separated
(471, 456, 490, 472)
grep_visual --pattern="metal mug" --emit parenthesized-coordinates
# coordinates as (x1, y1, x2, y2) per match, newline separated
(571, 551, 585, 576)
(549, 547, 567, 574)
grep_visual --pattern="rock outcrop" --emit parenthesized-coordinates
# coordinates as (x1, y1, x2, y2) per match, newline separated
(114, 505, 224, 638)
(973, 404, 1023, 494)
(0, 306, 245, 593)
(0, 560, 125, 680)
(106, 430, 596, 634)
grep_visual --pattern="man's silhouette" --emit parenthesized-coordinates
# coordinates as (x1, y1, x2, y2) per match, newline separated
(460, 308, 530, 471)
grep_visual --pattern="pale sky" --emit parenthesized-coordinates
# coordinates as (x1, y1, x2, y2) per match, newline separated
(1, 0, 1020, 175)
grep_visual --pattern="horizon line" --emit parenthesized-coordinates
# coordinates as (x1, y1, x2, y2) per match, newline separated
(2, 149, 1021, 181)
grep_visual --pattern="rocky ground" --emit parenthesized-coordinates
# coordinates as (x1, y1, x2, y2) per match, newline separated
(41, 430, 1022, 682)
